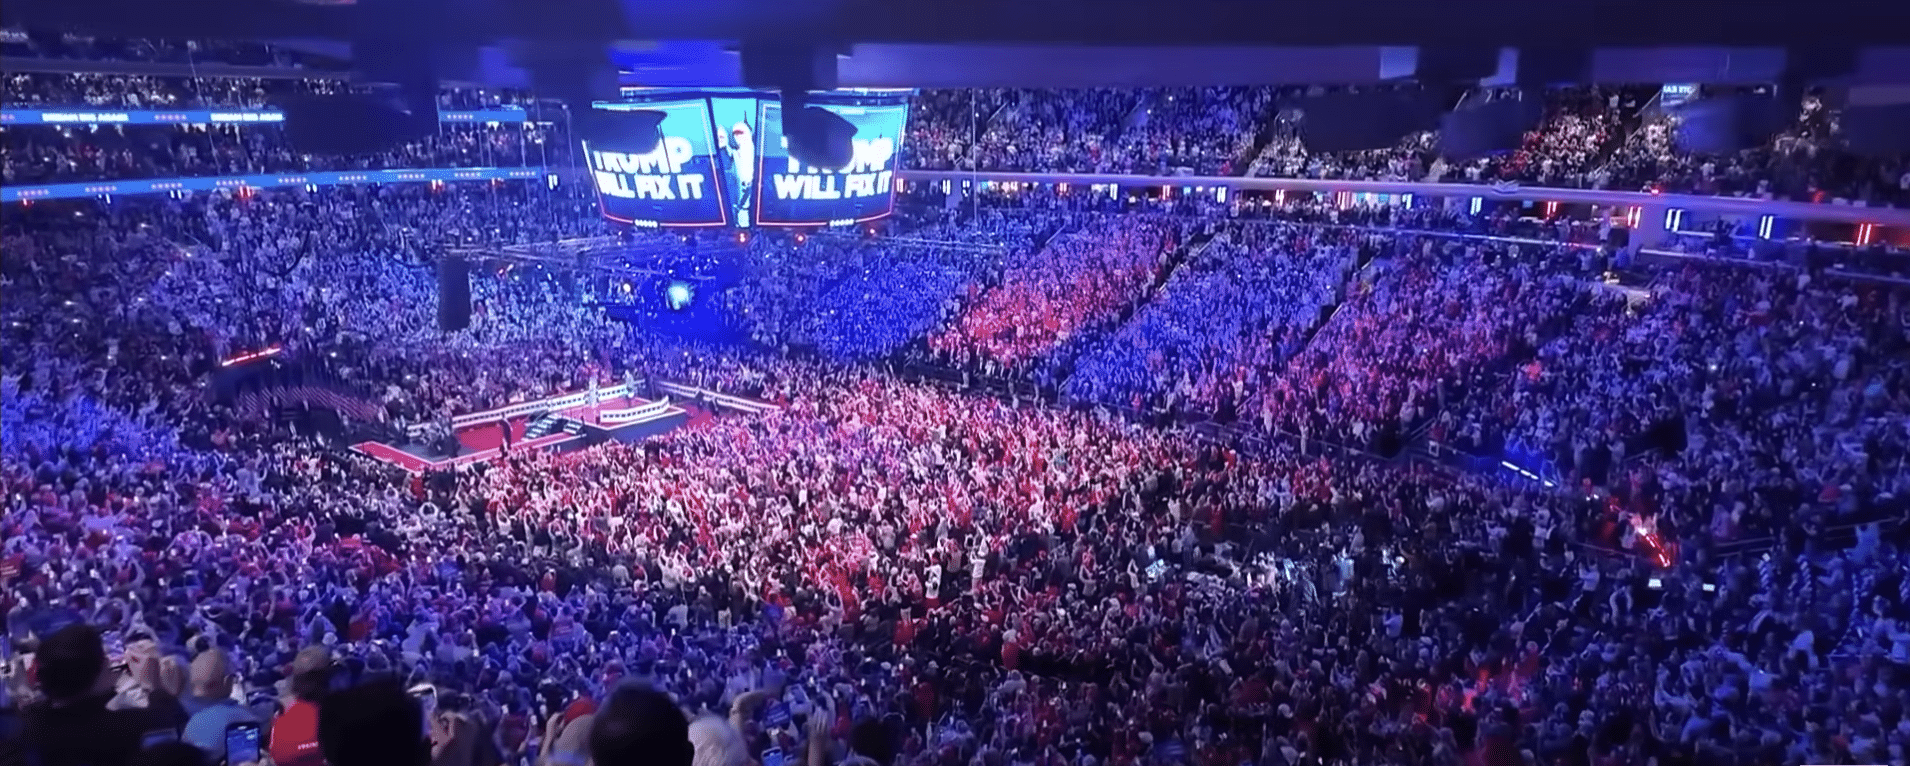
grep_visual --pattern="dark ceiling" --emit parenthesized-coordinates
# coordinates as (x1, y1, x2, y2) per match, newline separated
(6, 0, 1910, 91)
(7, 0, 1910, 47)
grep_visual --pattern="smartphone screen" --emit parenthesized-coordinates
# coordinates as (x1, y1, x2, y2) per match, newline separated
(225, 722, 262, 765)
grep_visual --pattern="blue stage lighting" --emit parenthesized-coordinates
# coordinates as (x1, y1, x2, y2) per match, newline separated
(666, 282, 694, 310)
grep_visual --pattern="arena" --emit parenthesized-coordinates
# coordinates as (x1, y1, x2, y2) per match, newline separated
(3, 6, 1910, 766)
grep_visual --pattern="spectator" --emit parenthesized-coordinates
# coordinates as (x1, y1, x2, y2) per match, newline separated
(687, 716, 750, 766)
(180, 649, 262, 763)
(539, 713, 596, 766)
(589, 686, 694, 766)
(19, 625, 174, 766)
(315, 681, 433, 766)
(269, 647, 334, 766)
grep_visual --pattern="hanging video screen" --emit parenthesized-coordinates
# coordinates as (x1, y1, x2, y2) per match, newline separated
(583, 100, 730, 227)
(587, 89, 911, 228)
(751, 100, 909, 227)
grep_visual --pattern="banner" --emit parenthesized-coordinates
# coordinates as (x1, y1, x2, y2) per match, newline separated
(584, 100, 728, 227)
(753, 101, 908, 226)
(0, 108, 528, 125)
(2, 166, 547, 202)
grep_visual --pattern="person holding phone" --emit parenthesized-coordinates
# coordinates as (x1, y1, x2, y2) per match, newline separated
(182, 649, 263, 764)
(223, 721, 264, 766)
(19, 625, 177, 766)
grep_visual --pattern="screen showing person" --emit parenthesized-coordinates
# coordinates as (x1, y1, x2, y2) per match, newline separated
(752, 100, 910, 226)
(582, 100, 729, 227)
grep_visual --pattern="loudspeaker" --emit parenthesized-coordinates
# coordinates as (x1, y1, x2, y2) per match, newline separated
(1841, 103, 1910, 156)
(576, 107, 668, 154)
(279, 93, 436, 155)
(437, 258, 471, 332)
(1671, 93, 1787, 155)
(1438, 95, 1543, 160)
(1289, 91, 1443, 153)
(1415, 47, 1500, 82)
(783, 104, 859, 169)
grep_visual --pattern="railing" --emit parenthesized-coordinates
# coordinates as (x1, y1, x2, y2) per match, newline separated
(0, 107, 531, 125)
(449, 383, 636, 430)
(0, 56, 339, 81)
(655, 381, 782, 413)
(898, 170, 1910, 226)
(600, 397, 675, 424)
(2, 166, 552, 202)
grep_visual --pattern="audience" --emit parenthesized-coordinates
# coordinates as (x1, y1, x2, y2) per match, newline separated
(5, 57, 1910, 766)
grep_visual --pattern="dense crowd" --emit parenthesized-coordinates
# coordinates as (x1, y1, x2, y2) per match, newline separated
(905, 85, 1909, 205)
(1064, 224, 1356, 414)
(1, 122, 561, 184)
(1, 72, 542, 113)
(6, 64, 1906, 207)
(1, 73, 565, 185)
(0, 28, 346, 69)
(927, 216, 1189, 379)
(5, 59, 1910, 766)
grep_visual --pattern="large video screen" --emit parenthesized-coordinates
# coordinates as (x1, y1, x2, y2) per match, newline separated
(583, 100, 730, 227)
(752, 101, 908, 227)
(588, 90, 911, 228)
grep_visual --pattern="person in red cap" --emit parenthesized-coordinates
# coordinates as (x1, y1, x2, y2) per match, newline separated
(270, 646, 334, 766)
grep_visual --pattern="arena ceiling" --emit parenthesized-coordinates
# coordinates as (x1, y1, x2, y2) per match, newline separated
(6, 0, 1910, 89)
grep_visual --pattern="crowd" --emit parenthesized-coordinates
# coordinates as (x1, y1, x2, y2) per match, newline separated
(905, 87, 1275, 176)
(1600, 95, 1910, 206)
(1064, 223, 1357, 415)
(927, 216, 1189, 379)
(0, 27, 347, 69)
(1, 73, 567, 185)
(6, 64, 1905, 207)
(2, 72, 544, 113)
(720, 216, 1046, 361)
(1, 73, 349, 111)
(5, 65, 1910, 766)
(905, 85, 1908, 206)
(1, 122, 562, 184)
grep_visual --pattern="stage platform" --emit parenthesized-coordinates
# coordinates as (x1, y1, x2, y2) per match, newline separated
(350, 381, 778, 473)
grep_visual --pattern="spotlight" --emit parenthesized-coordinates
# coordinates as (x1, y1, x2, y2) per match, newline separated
(666, 283, 694, 310)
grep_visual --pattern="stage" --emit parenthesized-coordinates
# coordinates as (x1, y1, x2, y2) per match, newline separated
(349, 380, 781, 473)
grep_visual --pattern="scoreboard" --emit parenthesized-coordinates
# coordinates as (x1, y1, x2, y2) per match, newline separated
(584, 100, 730, 227)
(752, 100, 907, 227)
(585, 89, 912, 228)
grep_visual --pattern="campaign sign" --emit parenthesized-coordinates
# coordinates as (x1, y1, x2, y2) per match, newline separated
(752, 101, 909, 226)
(584, 100, 729, 227)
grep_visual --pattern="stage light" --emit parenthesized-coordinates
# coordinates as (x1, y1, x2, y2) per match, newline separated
(667, 282, 694, 310)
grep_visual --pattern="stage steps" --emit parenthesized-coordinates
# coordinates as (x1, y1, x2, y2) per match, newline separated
(523, 412, 566, 439)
